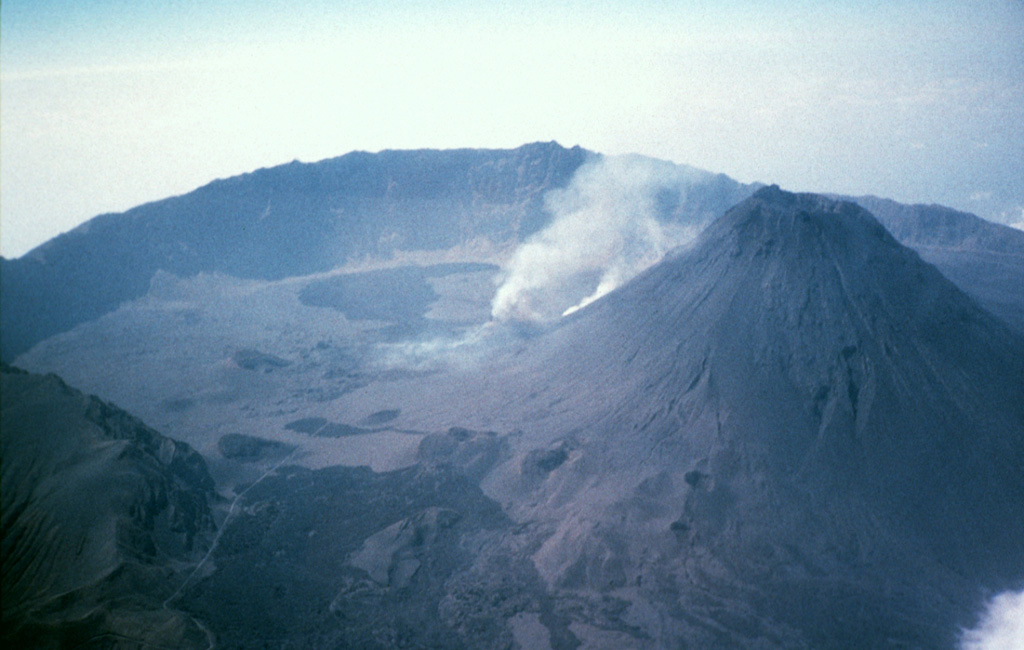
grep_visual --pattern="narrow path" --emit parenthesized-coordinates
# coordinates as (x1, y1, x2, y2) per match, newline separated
(162, 450, 298, 649)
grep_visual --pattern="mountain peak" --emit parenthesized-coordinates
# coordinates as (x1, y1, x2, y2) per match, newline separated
(526, 187, 1024, 631)
(563, 185, 1024, 509)
(709, 184, 896, 258)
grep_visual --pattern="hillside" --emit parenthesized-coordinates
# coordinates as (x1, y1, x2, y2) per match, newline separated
(1, 364, 218, 649)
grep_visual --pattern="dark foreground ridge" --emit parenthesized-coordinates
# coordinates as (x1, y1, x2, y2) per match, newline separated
(1, 364, 218, 648)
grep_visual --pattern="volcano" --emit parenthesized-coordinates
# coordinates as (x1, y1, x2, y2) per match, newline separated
(3, 157, 1022, 648)
(318, 186, 1024, 648)
(492, 186, 1024, 647)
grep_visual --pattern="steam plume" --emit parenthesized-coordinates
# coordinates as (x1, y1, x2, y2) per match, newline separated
(960, 590, 1024, 650)
(372, 325, 490, 372)
(490, 155, 704, 322)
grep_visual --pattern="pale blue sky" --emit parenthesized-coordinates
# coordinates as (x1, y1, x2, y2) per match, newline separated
(2, 0, 1023, 257)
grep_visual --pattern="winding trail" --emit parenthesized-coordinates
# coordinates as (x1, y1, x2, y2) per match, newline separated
(163, 450, 298, 649)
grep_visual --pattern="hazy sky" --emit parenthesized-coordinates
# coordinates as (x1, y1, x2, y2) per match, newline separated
(2, 0, 1023, 257)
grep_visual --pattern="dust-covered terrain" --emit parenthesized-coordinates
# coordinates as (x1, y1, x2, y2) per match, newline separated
(3, 145, 1022, 649)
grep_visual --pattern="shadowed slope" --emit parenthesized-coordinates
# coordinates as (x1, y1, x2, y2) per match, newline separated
(1, 364, 218, 649)
(848, 195, 1024, 333)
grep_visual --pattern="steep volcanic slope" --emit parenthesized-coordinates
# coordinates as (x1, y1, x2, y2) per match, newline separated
(849, 195, 1024, 333)
(482, 186, 1024, 648)
(0, 142, 590, 360)
(1, 364, 217, 649)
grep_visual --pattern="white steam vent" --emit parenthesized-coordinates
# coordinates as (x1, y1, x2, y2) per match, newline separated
(491, 155, 704, 322)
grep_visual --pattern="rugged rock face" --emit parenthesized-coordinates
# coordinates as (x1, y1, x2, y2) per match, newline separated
(1, 364, 218, 649)
(175, 463, 546, 650)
